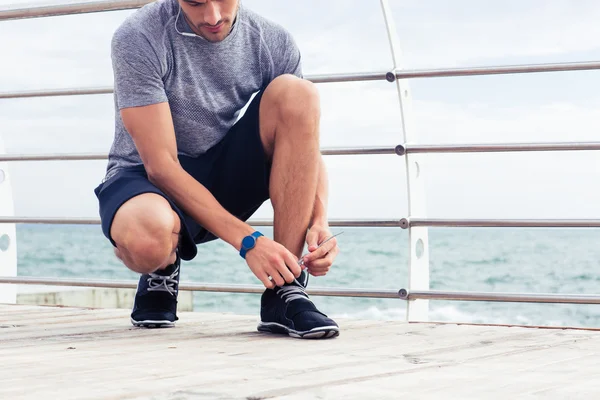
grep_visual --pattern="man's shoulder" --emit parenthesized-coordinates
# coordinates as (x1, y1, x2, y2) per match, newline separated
(112, 0, 176, 45)
(240, 6, 294, 43)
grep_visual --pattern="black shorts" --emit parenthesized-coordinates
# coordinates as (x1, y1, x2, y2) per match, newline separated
(93, 91, 271, 261)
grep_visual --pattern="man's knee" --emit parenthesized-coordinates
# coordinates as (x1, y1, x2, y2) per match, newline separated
(110, 193, 180, 274)
(260, 75, 321, 156)
(267, 74, 321, 124)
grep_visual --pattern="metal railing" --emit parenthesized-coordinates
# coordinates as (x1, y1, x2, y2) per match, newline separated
(0, 276, 400, 299)
(0, 217, 405, 227)
(4, 275, 600, 305)
(398, 141, 600, 155)
(392, 61, 600, 80)
(1, 0, 600, 325)
(5, 61, 600, 99)
(3, 141, 600, 162)
(399, 290, 600, 305)
(407, 218, 600, 228)
(0, 147, 397, 162)
(3, 276, 600, 305)
(4, 217, 600, 229)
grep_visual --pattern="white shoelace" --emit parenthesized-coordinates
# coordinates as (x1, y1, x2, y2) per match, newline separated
(276, 279, 312, 303)
(146, 267, 179, 297)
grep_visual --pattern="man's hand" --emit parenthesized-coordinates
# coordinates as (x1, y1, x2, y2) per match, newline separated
(301, 224, 340, 277)
(245, 237, 302, 288)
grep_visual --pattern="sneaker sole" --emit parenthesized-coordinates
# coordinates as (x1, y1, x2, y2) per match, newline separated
(130, 318, 175, 329)
(257, 322, 339, 339)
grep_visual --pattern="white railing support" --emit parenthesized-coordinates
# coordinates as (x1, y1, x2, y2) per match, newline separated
(380, 0, 430, 322)
(0, 135, 17, 304)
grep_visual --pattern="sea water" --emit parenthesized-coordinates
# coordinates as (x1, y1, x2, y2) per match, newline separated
(15, 225, 600, 328)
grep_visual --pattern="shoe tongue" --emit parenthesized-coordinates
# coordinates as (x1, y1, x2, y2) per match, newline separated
(296, 269, 309, 288)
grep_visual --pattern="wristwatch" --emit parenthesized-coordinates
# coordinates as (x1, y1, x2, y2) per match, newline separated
(239, 231, 263, 259)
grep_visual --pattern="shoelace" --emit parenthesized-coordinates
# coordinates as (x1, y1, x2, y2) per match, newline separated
(276, 279, 312, 303)
(146, 266, 179, 297)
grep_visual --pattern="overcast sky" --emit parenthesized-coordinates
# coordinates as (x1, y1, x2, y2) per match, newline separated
(0, 0, 599, 221)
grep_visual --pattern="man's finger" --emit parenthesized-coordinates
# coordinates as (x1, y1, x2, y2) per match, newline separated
(307, 258, 332, 270)
(304, 238, 337, 263)
(276, 259, 296, 284)
(258, 271, 275, 289)
(265, 266, 285, 287)
(306, 230, 320, 251)
(306, 247, 339, 269)
(308, 267, 329, 276)
(285, 252, 302, 278)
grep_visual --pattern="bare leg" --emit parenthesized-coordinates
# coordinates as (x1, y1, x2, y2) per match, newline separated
(259, 75, 321, 258)
(111, 193, 180, 274)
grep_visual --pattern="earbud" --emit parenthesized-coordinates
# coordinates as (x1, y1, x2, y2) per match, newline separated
(174, 5, 199, 38)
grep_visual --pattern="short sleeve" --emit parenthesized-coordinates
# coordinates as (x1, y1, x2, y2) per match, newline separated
(111, 24, 169, 110)
(269, 29, 303, 79)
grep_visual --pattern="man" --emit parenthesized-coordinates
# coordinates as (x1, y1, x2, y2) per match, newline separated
(94, 0, 341, 339)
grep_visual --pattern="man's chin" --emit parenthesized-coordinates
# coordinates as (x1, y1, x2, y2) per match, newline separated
(198, 25, 231, 42)
(203, 35, 226, 43)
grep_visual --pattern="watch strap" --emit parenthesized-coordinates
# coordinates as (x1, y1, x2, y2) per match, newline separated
(239, 231, 263, 259)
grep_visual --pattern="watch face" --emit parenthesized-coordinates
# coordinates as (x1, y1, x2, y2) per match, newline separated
(242, 235, 255, 249)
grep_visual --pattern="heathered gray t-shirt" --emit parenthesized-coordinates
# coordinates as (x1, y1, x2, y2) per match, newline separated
(104, 0, 302, 180)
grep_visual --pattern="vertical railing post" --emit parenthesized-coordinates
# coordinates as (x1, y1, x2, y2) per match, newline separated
(0, 134, 17, 304)
(380, 0, 430, 322)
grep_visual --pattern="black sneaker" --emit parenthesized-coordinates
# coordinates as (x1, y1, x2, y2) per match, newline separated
(130, 252, 181, 328)
(257, 270, 339, 339)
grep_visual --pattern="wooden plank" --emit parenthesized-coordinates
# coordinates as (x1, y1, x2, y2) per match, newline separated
(1, 304, 599, 399)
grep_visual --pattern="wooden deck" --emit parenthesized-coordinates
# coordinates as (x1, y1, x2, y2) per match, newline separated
(2, 304, 599, 399)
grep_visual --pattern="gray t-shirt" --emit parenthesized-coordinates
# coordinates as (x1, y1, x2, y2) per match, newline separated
(105, 0, 302, 180)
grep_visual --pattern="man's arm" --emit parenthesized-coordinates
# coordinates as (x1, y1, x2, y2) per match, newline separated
(120, 103, 254, 250)
(120, 103, 301, 287)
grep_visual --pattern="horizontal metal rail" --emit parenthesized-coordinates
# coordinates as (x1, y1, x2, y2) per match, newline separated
(4, 277, 600, 304)
(405, 218, 600, 228)
(0, 71, 389, 100)
(2, 143, 599, 162)
(0, 217, 404, 227)
(5, 140, 600, 162)
(0, 87, 113, 99)
(3, 62, 599, 100)
(398, 141, 600, 155)
(394, 60, 600, 79)
(0, 0, 151, 21)
(4, 217, 600, 229)
(308, 71, 389, 84)
(400, 289, 600, 305)
(322, 146, 397, 156)
(0, 153, 106, 162)
(0, 147, 396, 162)
(0, 276, 400, 298)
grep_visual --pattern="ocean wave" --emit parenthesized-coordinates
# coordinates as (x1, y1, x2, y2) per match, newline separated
(366, 249, 399, 257)
(332, 305, 479, 323)
(332, 304, 539, 327)
(572, 274, 596, 281)
(484, 274, 516, 285)
(429, 305, 480, 323)
(332, 306, 406, 321)
(465, 257, 508, 266)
